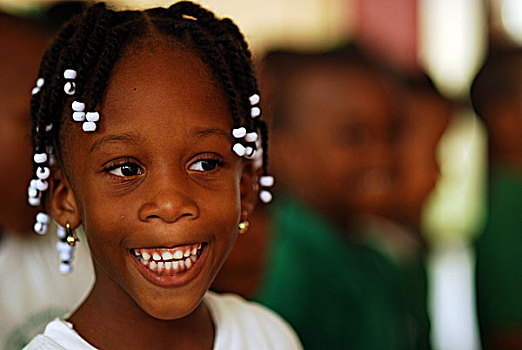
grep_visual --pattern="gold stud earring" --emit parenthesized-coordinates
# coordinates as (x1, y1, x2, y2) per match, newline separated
(65, 222, 79, 247)
(238, 210, 250, 234)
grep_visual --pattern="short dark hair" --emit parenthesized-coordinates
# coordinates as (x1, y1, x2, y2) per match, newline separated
(260, 43, 383, 131)
(470, 47, 522, 119)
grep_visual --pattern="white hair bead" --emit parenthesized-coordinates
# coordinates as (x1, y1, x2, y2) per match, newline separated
(57, 241, 73, 252)
(86, 112, 99, 122)
(63, 69, 77, 80)
(36, 167, 50, 180)
(34, 222, 47, 235)
(28, 196, 41, 206)
(30, 179, 39, 188)
(72, 112, 86, 122)
(245, 132, 258, 142)
(57, 225, 66, 239)
(249, 94, 260, 105)
(36, 78, 44, 88)
(251, 107, 261, 118)
(45, 123, 53, 132)
(245, 146, 254, 156)
(60, 250, 74, 262)
(232, 127, 247, 138)
(59, 262, 73, 274)
(31, 87, 40, 95)
(72, 101, 85, 112)
(36, 212, 50, 224)
(259, 190, 273, 203)
(64, 81, 76, 95)
(232, 143, 246, 157)
(36, 179, 49, 191)
(82, 121, 97, 132)
(28, 187, 38, 198)
(260, 175, 275, 187)
(34, 153, 47, 164)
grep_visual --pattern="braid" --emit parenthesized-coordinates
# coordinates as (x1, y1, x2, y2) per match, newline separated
(88, 26, 129, 111)
(74, 6, 113, 103)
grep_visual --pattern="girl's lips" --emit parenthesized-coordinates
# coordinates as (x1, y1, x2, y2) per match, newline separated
(129, 242, 208, 288)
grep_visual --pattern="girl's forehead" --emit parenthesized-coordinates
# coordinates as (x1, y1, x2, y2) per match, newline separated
(61, 44, 232, 151)
(101, 44, 230, 125)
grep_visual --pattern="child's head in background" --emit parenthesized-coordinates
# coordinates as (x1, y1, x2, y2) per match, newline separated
(261, 47, 400, 227)
(27, 0, 271, 330)
(392, 73, 451, 229)
(471, 47, 522, 170)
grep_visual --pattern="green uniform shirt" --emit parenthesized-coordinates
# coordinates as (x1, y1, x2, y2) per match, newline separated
(476, 165, 522, 342)
(254, 197, 425, 350)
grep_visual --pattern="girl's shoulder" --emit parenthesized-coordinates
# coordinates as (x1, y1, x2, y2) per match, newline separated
(22, 318, 96, 350)
(23, 294, 302, 350)
(205, 291, 302, 350)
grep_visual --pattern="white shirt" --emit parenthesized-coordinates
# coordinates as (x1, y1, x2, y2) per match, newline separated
(23, 292, 302, 350)
(0, 228, 94, 350)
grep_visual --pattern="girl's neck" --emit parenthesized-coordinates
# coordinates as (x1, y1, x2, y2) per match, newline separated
(68, 270, 215, 350)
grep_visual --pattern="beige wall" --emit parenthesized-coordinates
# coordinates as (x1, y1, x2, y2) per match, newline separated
(0, 0, 353, 55)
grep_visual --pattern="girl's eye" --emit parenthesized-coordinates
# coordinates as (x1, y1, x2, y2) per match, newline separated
(108, 163, 143, 177)
(189, 159, 223, 172)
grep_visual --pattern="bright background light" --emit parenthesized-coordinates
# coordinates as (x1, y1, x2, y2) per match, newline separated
(502, 0, 522, 44)
(419, 0, 487, 98)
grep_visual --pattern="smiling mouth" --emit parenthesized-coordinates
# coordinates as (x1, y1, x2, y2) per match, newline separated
(131, 243, 205, 275)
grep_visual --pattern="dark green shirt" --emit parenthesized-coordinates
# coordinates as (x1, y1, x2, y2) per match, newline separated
(254, 197, 425, 350)
(476, 165, 522, 343)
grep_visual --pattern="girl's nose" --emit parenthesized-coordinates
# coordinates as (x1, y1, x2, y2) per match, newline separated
(138, 188, 200, 224)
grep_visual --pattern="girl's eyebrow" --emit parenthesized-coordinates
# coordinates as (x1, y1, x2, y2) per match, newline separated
(89, 132, 142, 153)
(193, 127, 231, 140)
(89, 129, 230, 154)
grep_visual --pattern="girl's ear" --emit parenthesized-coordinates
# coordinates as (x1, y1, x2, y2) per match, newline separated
(239, 161, 257, 217)
(50, 169, 81, 228)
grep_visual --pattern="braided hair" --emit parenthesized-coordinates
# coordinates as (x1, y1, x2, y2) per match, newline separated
(29, 1, 271, 212)
(27, 2, 273, 271)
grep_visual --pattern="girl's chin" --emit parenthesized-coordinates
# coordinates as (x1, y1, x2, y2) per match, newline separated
(136, 291, 207, 321)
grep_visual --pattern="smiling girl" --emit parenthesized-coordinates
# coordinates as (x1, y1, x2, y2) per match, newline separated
(23, 2, 300, 349)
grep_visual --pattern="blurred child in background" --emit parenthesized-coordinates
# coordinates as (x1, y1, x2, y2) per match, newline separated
(0, 7, 93, 349)
(250, 47, 417, 350)
(471, 47, 522, 350)
(358, 71, 452, 350)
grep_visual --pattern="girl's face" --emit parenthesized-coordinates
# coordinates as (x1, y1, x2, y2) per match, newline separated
(53, 43, 254, 319)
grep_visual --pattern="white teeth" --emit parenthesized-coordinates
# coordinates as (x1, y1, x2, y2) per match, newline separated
(173, 250, 184, 259)
(137, 243, 203, 274)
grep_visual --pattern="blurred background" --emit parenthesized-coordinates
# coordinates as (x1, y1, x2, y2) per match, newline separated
(1, 1, 521, 349)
